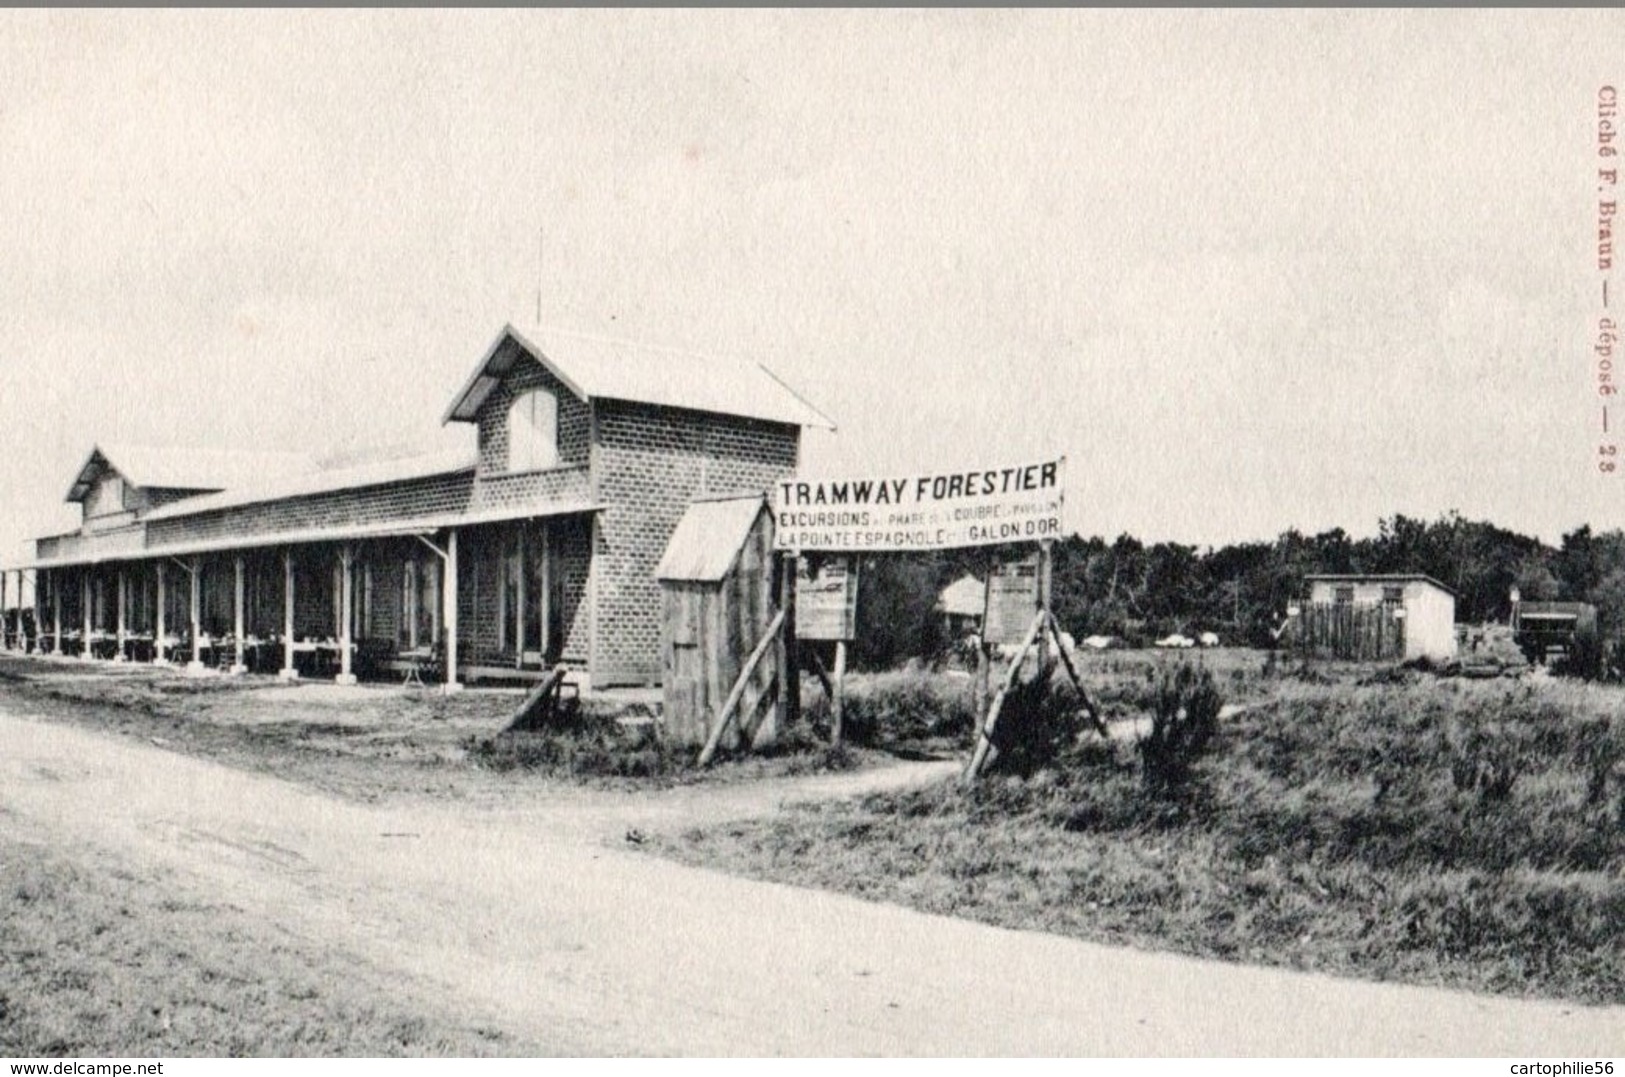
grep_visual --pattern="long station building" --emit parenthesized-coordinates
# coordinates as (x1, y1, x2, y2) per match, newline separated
(0, 325, 833, 690)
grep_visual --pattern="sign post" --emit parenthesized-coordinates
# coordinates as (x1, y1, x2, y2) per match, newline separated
(769, 456, 1092, 778)
(775, 552, 799, 743)
(796, 555, 859, 744)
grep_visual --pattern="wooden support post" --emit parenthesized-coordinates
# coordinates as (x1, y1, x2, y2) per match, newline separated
(808, 647, 834, 699)
(231, 555, 246, 675)
(115, 568, 127, 661)
(280, 549, 297, 679)
(155, 562, 167, 664)
(187, 558, 203, 673)
(1036, 540, 1054, 672)
(964, 609, 1046, 785)
(30, 571, 41, 654)
(81, 574, 93, 661)
(770, 551, 798, 746)
(832, 638, 847, 747)
(973, 637, 990, 730)
(51, 570, 62, 655)
(336, 544, 356, 685)
(443, 529, 461, 694)
(699, 608, 787, 767)
(506, 664, 572, 731)
(1, 570, 8, 650)
(1047, 612, 1106, 736)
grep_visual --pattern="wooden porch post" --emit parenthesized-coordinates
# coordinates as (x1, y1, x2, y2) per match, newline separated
(335, 544, 356, 685)
(51, 570, 62, 655)
(443, 529, 461, 694)
(187, 557, 203, 673)
(115, 567, 127, 661)
(81, 573, 93, 661)
(279, 549, 298, 680)
(30, 571, 40, 654)
(154, 563, 167, 664)
(231, 555, 246, 675)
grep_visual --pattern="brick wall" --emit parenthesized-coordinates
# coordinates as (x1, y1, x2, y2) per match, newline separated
(144, 470, 476, 549)
(470, 465, 590, 513)
(590, 401, 799, 686)
(475, 357, 591, 477)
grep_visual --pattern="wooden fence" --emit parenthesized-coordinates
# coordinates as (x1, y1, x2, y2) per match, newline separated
(1290, 602, 1406, 661)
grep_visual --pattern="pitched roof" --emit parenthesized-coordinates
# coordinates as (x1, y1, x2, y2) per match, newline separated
(141, 447, 477, 523)
(938, 574, 986, 617)
(442, 324, 836, 430)
(66, 443, 315, 503)
(1304, 573, 1457, 596)
(656, 495, 770, 582)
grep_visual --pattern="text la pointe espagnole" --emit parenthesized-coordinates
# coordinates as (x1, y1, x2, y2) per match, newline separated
(777, 462, 1059, 509)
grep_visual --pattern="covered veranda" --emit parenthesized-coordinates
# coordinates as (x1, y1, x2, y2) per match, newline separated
(2, 503, 600, 690)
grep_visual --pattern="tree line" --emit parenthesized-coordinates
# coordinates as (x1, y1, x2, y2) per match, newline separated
(847, 513, 1625, 668)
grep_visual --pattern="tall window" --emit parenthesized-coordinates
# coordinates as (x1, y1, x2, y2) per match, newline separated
(399, 558, 440, 649)
(508, 390, 558, 472)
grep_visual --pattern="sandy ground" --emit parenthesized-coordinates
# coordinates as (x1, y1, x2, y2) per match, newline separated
(3, 708, 1622, 1056)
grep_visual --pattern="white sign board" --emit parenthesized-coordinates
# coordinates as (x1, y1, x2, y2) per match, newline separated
(983, 553, 1042, 646)
(796, 556, 858, 640)
(773, 458, 1065, 552)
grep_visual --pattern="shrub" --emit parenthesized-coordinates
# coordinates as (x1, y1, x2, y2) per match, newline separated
(808, 669, 979, 750)
(985, 674, 1089, 777)
(1137, 663, 1223, 799)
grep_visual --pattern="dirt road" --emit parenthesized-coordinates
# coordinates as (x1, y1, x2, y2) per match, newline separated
(3, 709, 1620, 1056)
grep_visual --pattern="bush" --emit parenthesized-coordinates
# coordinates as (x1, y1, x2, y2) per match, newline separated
(1137, 663, 1223, 799)
(985, 674, 1090, 777)
(807, 668, 979, 750)
(464, 715, 677, 778)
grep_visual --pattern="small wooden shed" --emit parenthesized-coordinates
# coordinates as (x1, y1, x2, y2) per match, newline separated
(656, 494, 780, 749)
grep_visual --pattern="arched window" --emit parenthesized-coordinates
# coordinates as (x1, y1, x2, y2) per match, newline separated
(508, 390, 558, 472)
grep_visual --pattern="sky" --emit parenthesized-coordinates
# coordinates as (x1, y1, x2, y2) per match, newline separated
(2, 9, 1623, 565)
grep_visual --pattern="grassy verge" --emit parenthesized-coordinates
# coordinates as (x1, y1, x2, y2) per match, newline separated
(656, 672, 1625, 1005)
(0, 829, 518, 1056)
(0, 657, 875, 802)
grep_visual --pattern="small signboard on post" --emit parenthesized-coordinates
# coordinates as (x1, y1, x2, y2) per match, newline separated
(983, 553, 1042, 646)
(795, 555, 858, 641)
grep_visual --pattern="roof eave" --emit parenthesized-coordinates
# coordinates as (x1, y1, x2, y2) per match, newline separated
(441, 324, 591, 425)
(756, 363, 838, 431)
(64, 447, 109, 504)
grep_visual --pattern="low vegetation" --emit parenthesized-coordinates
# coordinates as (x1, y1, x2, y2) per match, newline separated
(659, 661, 1625, 1005)
(0, 657, 872, 798)
(463, 714, 863, 786)
(0, 831, 516, 1056)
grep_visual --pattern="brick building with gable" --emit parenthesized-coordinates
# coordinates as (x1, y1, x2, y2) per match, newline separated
(0, 324, 833, 690)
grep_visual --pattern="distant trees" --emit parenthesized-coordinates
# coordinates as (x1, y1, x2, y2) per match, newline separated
(842, 514, 1625, 666)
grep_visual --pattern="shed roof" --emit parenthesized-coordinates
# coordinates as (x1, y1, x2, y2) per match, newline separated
(442, 324, 836, 430)
(1304, 573, 1457, 597)
(66, 443, 314, 503)
(656, 495, 769, 583)
(938, 574, 986, 617)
